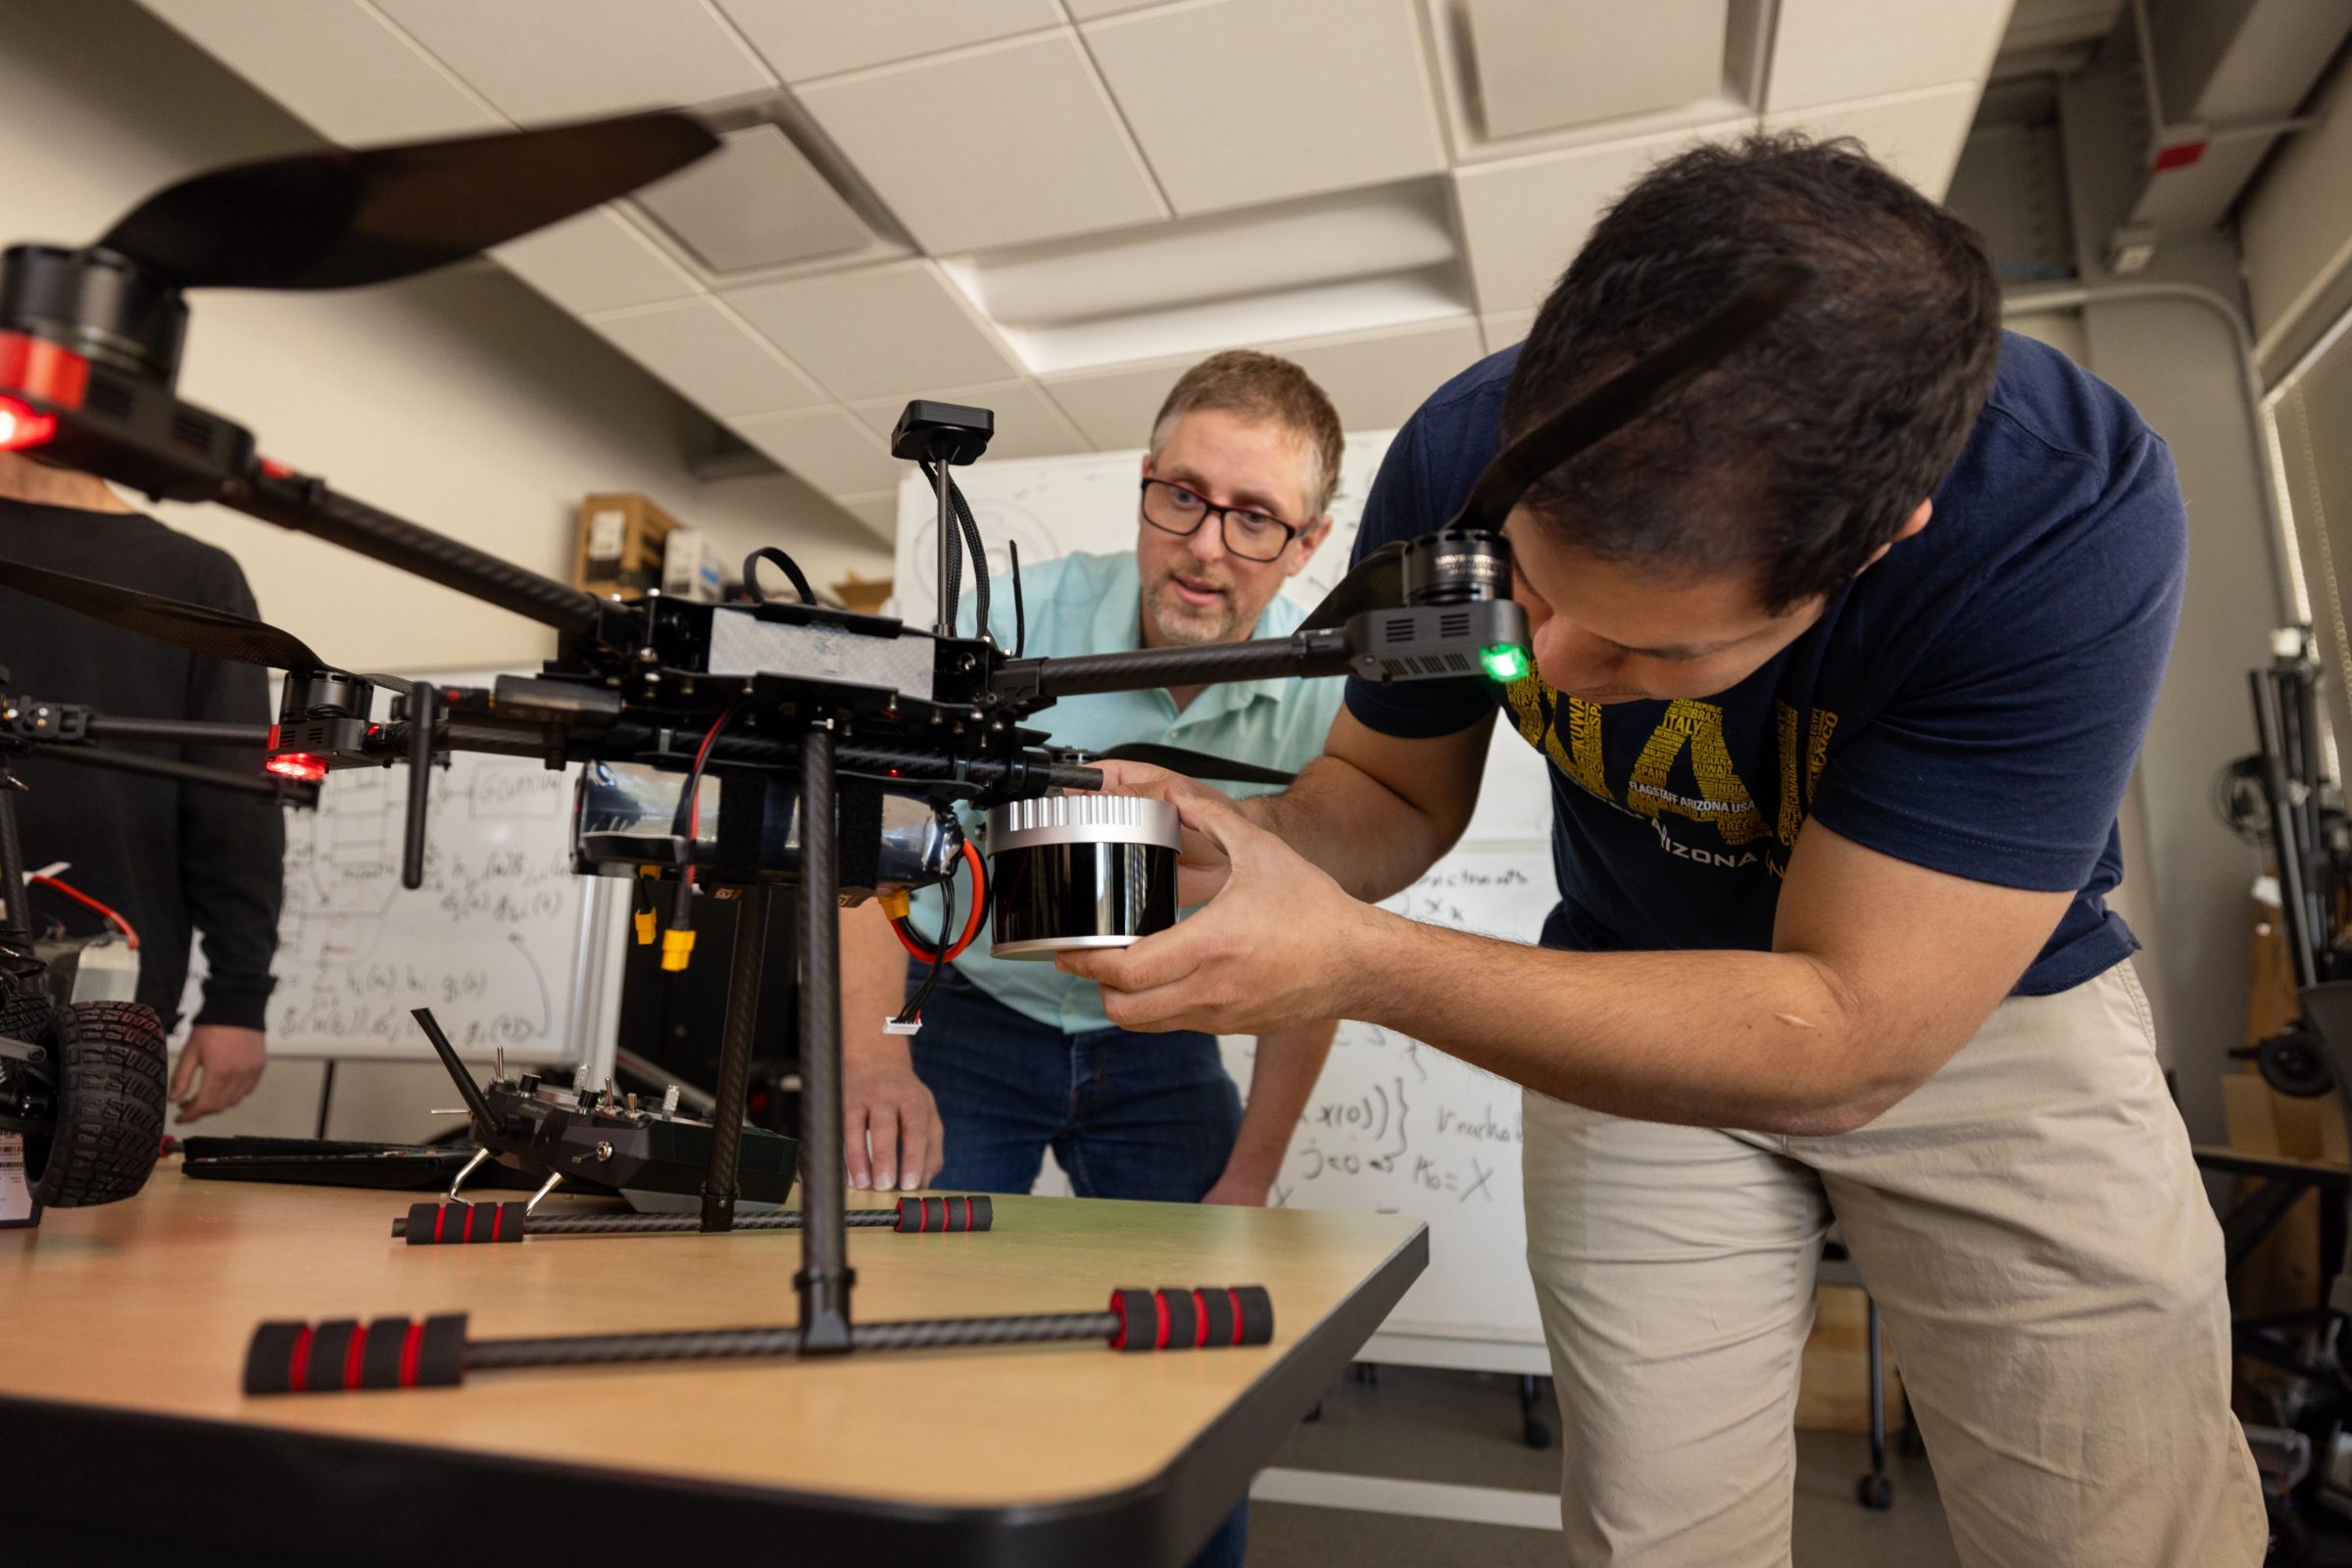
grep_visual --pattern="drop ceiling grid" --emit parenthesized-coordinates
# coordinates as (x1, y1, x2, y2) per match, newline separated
(711, 0, 1068, 85)
(1078, 0, 1447, 218)
(131, 0, 2010, 534)
(793, 29, 1171, 255)
(368, 0, 778, 123)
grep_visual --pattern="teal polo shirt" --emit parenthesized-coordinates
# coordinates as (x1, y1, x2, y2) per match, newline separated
(910, 550, 1342, 1034)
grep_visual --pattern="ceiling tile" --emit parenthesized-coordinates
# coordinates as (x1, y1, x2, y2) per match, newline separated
(1038, 359, 1191, 450)
(1762, 82, 1982, 200)
(633, 125, 870, 274)
(1264, 318, 1485, 432)
(724, 262, 1022, 402)
(848, 381, 1091, 460)
(1063, 0, 1169, 16)
(1042, 317, 1483, 447)
(138, 0, 500, 141)
(796, 31, 1166, 253)
(714, 0, 1061, 82)
(587, 299, 825, 417)
(493, 207, 701, 316)
(1466, 0, 1729, 138)
(1083, 0, 1444, 216)
(732, 407, 904, 495)
(1453, 120, 1751, 313)
(1480, 309, 1538, 357)
(373, 0, 774, 122)
(1766, 0, 2012, 114)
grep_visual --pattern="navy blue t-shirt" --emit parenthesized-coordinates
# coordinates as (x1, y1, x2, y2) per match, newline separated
(1347, 331, 2185, 995)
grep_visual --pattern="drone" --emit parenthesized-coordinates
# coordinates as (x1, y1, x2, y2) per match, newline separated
(0, 110, 1803, 1389)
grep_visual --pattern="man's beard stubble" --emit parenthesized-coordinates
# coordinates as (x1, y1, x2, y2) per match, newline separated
(1144, 572, 1246, 646)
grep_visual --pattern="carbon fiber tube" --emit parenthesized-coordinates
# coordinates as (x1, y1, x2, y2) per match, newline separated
(81, 715, 271, 747)
(242, 469, 601, 635)
(0, 785, 31, 946)
(698, 884, 766, 1231)
(797, 724, 852, 1349)
(464, 1311, 1119, 1370)
(1004, 629, 1350, 700)
(31, 743, 312, 802)
(390, 1208, 904, 1238)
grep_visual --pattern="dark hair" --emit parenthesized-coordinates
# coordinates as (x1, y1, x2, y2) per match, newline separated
(1501, 133, 2001, 612)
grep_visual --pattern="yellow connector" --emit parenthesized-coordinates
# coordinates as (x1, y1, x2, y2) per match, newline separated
(633, 907, 656, 945)
(878, 888, 912, 920)
(661, 927, 696, 972)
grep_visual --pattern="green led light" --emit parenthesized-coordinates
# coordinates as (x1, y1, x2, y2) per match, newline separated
(1480, 643, 1530, 682)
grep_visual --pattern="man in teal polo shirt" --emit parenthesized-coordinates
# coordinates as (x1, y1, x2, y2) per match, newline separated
(838, 350, 1346, 1209)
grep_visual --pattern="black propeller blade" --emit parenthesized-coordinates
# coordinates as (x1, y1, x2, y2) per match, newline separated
(1300, 264, 1811, 632)
(97, 112, 719, 292)
(0, 555, 327, 670)
(1088, 743, 1296, 788)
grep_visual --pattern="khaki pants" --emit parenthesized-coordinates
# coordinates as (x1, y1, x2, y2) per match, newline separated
(1522, 962, 2266, 1566)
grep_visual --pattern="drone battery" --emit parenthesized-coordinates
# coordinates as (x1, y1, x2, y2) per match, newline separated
(984, 795, 1178, 959)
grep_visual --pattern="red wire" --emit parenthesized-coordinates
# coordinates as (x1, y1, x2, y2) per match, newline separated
(29, 873, 139, 950)
(677, 701, 739, 893)
(889, 842, 990, 963)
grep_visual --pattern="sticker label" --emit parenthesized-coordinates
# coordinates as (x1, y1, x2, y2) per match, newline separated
(0, 1131, 34, 1226)
(586, 508, 626, 563)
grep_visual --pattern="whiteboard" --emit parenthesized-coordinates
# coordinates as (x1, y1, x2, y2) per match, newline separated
(181, 668, 626, 1067)
(894, 438, 1559, 1346)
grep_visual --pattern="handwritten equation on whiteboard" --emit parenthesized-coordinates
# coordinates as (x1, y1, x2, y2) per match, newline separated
(264, 758, 585, 1056)
(1218, 847, 1558, 1339)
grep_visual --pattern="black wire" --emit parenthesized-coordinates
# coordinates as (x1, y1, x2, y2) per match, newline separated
(893, 858, 957, 1027)
(1007, 538, 1026, 659)
(741, 546, 815, 606)
(667, 703, 741, 929)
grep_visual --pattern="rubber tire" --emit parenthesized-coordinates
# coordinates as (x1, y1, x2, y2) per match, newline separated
(27, 1001, 167, 1208)
(0, 983, 49, 1046)
(1856, 1473, 1894, 1511)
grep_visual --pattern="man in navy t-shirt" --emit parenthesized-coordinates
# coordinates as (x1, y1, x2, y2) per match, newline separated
(1067, 137, 2263, 1565)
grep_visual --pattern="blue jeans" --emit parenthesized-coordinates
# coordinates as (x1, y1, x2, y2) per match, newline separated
(906, 962, 1250, 1568)
(908, 963, 1244, 1201)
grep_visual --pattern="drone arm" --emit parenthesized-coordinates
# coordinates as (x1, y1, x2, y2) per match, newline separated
(240, 466, 602, 636)
(81, 714, 270, 748)
(997, 628, 1352, 704)
(26, 741, 316, 805)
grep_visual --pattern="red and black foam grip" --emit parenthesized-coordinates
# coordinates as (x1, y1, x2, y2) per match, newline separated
(893, 1195, 992, 1233)
(1108, 1286, 1273, 1351)
(245, 1313, 467, 1395)
(400, 1200, 527, 1245)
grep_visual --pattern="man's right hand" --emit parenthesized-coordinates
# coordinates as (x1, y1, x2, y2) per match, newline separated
(842, 1036, 945, 1192)
(1088, 760, 1241, 906)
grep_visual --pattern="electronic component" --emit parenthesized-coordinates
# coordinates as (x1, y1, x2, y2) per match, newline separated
(984, 795, 1179, 959)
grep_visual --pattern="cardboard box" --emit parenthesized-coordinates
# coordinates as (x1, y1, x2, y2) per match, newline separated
(575, 493, 682, 596)
(661, 526, 723, 604)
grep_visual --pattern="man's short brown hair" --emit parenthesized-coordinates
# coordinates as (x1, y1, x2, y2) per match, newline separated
(1148, 350, 1345, 518)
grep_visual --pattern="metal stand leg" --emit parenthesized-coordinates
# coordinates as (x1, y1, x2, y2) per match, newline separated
(795, 726, 853, 1352)
(698, 882, 767, 1232)
(1519, 1372, 1554, 1449)
(1856, 1298, 1894, 1509)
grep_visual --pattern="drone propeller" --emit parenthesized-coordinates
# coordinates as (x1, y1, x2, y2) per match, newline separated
(95, 112, 719, 292)
(1299, 263, 1811, 633)
(1087, 743, 1295, 788)
(0, 554, 327, 670)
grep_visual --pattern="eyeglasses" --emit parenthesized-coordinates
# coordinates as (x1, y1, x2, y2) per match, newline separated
(1139, 479, 1301, 564)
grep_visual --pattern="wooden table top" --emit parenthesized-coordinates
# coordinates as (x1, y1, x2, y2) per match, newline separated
(0, 1173, 1423, 1525)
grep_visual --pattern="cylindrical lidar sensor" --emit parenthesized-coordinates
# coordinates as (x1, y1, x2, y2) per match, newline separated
(984, 795, 1180, 958)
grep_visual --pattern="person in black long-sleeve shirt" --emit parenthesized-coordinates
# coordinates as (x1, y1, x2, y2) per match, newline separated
(0, 452, 283, 1120)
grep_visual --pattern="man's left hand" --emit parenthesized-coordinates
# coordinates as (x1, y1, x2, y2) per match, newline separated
(172, 1025, 267, 1123)
(1200, 1169, 1272, 1206)
(1059, 790, 1382, 1036)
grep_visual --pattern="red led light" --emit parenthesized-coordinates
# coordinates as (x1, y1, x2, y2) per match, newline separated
(2151, 140, 2206, 172)
(267, 753, 328, 782)
(0, 395, 57, 452)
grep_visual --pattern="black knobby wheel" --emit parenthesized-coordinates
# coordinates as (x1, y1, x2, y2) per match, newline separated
(0, 982, 49, 1046)
(1855, 1472, 1894, 1511)
(27, 1001, 168, 1208)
